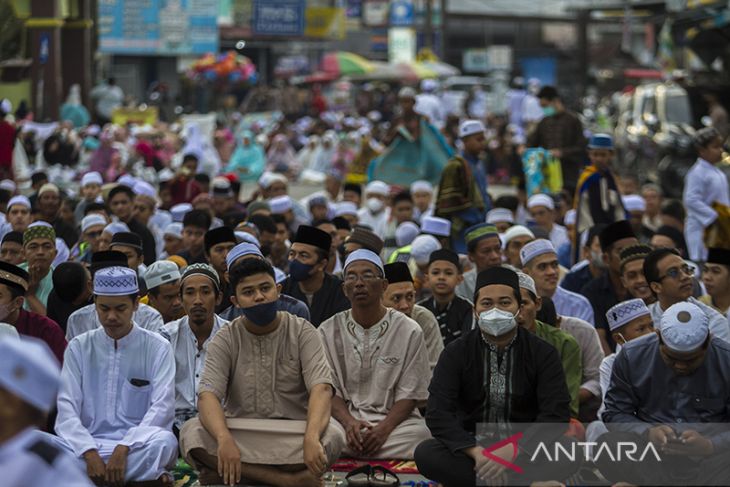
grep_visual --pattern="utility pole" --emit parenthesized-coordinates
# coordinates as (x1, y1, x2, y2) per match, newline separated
(439, 0, 447, 59)
(425, 0, 433, 49)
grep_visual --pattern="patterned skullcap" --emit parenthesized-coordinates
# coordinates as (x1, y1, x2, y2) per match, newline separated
(181, 263, 220, 292)
(694, 127, 720, 147)
(520, 239, 556, 266)
(516, 272, 537, 296)
(94, 266, 139, 296)
(606, 298, 650, 332)
(23, 223, 56, 246)
(660, 302, 709, 353)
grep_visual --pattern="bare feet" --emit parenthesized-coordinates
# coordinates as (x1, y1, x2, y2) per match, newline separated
(285, 469, 324, 487)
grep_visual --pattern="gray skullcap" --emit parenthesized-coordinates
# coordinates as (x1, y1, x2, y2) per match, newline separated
(144, 261, 181, 290)
(181, 263, 220, 291)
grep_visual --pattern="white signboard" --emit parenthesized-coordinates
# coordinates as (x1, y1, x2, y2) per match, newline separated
(388, 27, 416, 63)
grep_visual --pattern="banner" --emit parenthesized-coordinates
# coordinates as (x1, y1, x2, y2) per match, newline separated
(111, 107, 159, 126)
(99, 0, 218, 55)
(305, 7, 346, 39)
(252, 0, 305, 36)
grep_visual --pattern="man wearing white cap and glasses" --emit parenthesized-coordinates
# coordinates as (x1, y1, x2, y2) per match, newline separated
(77, 214, 108, 264)
(521, 239, 595, 325)
(435, 120, 490, 253)
(527, 193, 570, 252)
(596, 301, 730, 485)
(357, 180, 390, 237)
(387, 215, 450, 265)
(320, 249, 431, 459)
(54, 267, 178, 486)
(160, 263, 229, 433)
(0, 337, 94, 487)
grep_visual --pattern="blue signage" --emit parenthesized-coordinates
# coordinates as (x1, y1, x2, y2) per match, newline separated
(252, 0, 305, 37)
(390, 0, 414, 27)
(99, 0, 218, 55)
(39, 33, 49, 65)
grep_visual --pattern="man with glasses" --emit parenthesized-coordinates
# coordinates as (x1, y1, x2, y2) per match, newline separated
(644, 247, 730, 343)
(320, 249, 432, 459)
(595, 301, 730, 485)
(78, 214, 107, 264)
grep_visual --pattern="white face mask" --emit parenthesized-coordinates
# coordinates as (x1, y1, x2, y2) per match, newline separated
(366, 197, 384, 213)
(478, 308, 518, 337)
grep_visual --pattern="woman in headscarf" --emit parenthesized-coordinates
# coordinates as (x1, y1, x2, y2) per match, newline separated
(309, 130, 337, 174)
(295, 135, 320, 173)
(59, 84, 91, 128)
(226, 130, 265, 182)
(265, 133, 297, 174)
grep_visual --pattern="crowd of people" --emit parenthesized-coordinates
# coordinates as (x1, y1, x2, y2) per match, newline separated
(1, 76, 730, 487)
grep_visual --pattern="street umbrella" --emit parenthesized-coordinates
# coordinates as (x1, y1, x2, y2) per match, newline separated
(321, 51, 374, 77)
(417, 60, 460, 77)
(394, 62, 438, 80)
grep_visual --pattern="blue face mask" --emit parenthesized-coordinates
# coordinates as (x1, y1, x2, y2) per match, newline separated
(289, 259, 314, 281)
(542, 106, 557, 117)
(241, 301, 278, 327)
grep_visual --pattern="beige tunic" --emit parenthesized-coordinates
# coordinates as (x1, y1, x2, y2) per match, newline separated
(319, 308, 432, 459)
(179, 312, 345, 466)
(411, 304, 445, 370)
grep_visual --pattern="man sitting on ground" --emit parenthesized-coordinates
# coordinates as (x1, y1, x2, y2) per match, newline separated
(179, 258, 344, 487)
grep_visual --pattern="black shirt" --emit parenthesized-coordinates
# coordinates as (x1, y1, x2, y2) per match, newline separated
(580, 273, 626, 352)
(425, 327, 570, 453)
(46, 291, 92, 333)
(53, 218, 79, 249)
(560, 263, 598, 294)
(280, 273, 350, 327)
(126, 218, 157, 266)
(418, 295, 473, 346)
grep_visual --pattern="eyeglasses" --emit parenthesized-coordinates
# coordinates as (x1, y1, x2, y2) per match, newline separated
(344, 272, 381, 283)
(86, 231, 102, 238)
(658, 264, 694, 281)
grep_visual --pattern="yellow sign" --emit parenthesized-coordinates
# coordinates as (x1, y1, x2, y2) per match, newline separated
(305, 7, 345, 39)
(111, 107, 159, 126)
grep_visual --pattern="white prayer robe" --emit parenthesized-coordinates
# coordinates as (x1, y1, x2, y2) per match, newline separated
(649, 297, 730, 344)
(66, 302, 164, 340)
(160, 314, 229, 428)
(0, 428, 93, 487)
(54, 323, 178, 482)
(552, 285, 595, 325)
(356, 207, 389, 238)
(683, 157, 730, 261)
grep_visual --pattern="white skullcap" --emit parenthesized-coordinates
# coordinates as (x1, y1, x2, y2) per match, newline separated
(38, 183, 59, 196)
(103, 222, 130, 236)
(226, 242, 263, 271)
(144, 260, 181, 290)
(622, 194, 646, 212)
(274, 267, 287, 284)
(398, 87, 417, 99)
(421, 79, 439, 92)
(411, 234, 442, 266)
(487, 208, 514, 224)
(133, 180, 156, 199)
(458, 120, 486, 139)
(0, 337, 60, 412)
(0, 322, 19, 340)
(94, 266, 139, 296)
(421, 216, 451, 237)
(0, 179, 16, 193)
(520, 239, 556, 266)
(344, 249, 384, 275)
(269, 195, 293, 214)
(365, 180, 389, 196)
(335, 201, 359, 217)
(395, 221, 421, 247)
(212, 176, 233, 196)
(117, 174, 137, 188)
(527, 194, 555, 210)
(163, 222, 183, 239)
(81, 171, 103, 187)
(81, 214, 107, 233)
(517, 272, 537, 296)
(170, 203, 193, 223)
(7, 195, 31, 210)
(258, 172, 288, 189)
(158, 168, 175, 183)
(235, 231, 261, 247)
(86, 124, 101, 136)
(660, 302, 710, 353)
(0, 99, 12, 114)
(28, 221, 52, 229)
(606, 298, 651, 332)
(502, 225, 535, 247)
(564, 209, 577, 226)
(410, 180, 433, 194)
